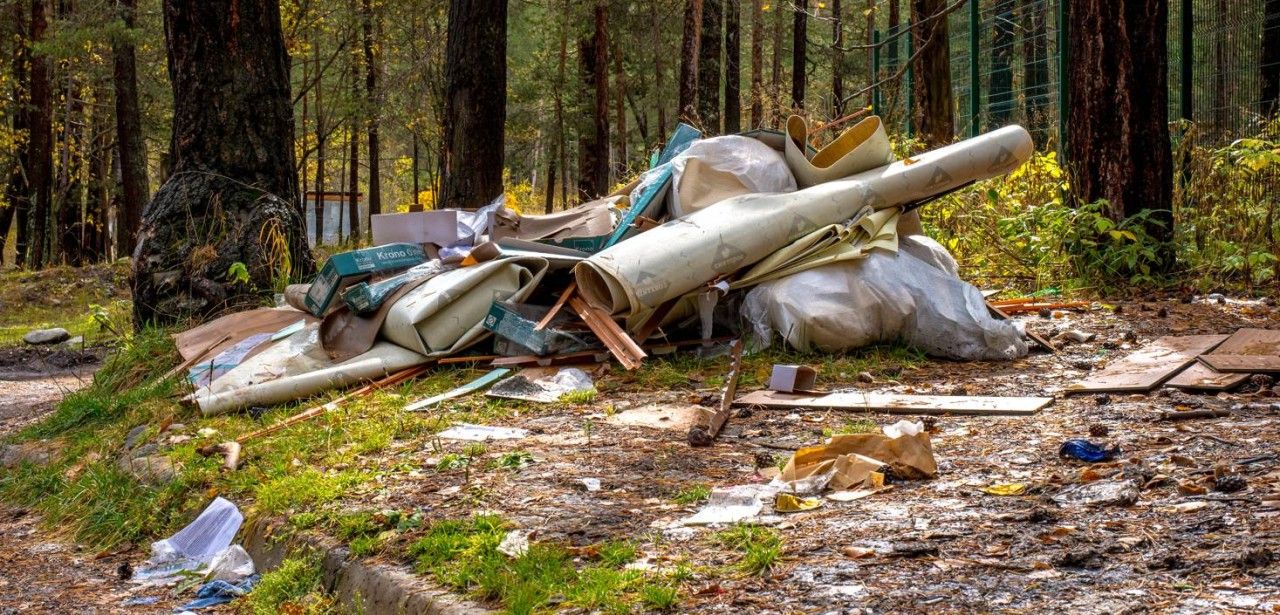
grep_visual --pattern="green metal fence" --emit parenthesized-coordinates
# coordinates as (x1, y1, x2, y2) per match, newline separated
(871, 0, 1280, 149)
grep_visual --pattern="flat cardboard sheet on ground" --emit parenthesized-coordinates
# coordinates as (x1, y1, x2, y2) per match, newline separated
(732, 390, 1052, 415)
(1066, 334, 1228, 393)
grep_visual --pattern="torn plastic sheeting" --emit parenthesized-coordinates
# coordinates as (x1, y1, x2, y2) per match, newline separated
(380, 256, 549, 357)
(187, 332, 273, 388)
(193, 324, 430, 417)
(576, 125, 1034, 317)
(486, 367, 594, 403)
(668, 135, 797, 218)
(135, 497, 243, 583)
(742, 244, 1028, 361)
(437, 423, 530, 441)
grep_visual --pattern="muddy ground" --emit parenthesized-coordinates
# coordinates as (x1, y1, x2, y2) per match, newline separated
(350, 296, 1280, 613)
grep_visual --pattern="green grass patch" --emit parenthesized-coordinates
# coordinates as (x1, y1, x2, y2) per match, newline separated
(672, 484, 711, 505)
(255, 469, 366, 515)
(0, 262, 131, 346)
(715, 525, 783, 576)
(243, 553, 335, 615)
(558, 388, 598, 405)
(823, 418, 879, 438)
(409, 515, 678, 614)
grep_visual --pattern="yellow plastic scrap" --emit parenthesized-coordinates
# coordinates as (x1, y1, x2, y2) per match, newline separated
(981, 483, 1028, 496)
(774, 493, 823, 513)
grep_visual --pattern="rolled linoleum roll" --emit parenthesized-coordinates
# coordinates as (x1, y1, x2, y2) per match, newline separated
(575, 125, 1034, 317)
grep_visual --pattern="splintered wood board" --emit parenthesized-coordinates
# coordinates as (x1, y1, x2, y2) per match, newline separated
(732, 390, 1052, 416)
(1166, 328, 1280, 389)
(1066, 334, 1229, 394)
(1199, 354, 1280, 373)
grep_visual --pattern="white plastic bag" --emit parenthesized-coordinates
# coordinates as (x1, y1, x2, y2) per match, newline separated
(742, 249, 1027, 360)
(668, 135, 797, 217)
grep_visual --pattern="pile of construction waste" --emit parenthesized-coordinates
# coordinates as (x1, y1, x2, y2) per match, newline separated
(172, 114, 1035, 421)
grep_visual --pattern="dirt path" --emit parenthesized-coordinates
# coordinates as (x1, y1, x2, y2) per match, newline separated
(0, 350, 186, 614)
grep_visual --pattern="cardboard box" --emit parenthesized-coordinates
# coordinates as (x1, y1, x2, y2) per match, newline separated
(370, 210, 463, 246)
(768, 364, 817, 393)
(303, 243, 427, 316)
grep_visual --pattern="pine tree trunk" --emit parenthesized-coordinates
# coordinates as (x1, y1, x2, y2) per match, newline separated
(2, 2, 31, 266)
(411, 134, 422, 211)
(133, 0, 313, 326)
(313, 38, 326, 245)
(724, 0, 741, 132)
(771, 0, 783, 123)
(1263, 0, 1280, 116)
(56, 66, 85, 267)
(911, 0, 953, 147)
(555, 0, 568, 203)
(651, 4, 668, 139)
(989, 0, 1015, 125)
(363, 0, 381, 218)
(679, 0, 704, 124)
(832, 0, 844, 117)
(749, 0, 764, 127)
(1067, 0, 1174, 258)
(28, 0, 54, 269)
(613, 40, 628, 176)
(791, 0, 807, 109)
(112, 0, 147, 259)
(698, 0, 723, 131)
(441, 0, 507, 210)
(88, 103, 112, 262)
(578, 3, 610, 199)
(865, 0, 874, 107)
(348, 56, 361, 233)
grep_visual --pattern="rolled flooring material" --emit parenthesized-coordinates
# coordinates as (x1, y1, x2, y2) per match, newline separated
(576, 125, 1034, 317)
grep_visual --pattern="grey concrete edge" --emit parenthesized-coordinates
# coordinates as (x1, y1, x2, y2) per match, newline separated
(243, 515, 492, 615)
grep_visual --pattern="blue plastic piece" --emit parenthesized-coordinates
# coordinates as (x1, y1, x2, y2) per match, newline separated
(604, 123, 701, 248)
(1058, 439, 1119, 463)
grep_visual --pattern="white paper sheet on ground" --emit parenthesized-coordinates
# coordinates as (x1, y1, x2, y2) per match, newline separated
(381, 256, 548, 357)
(193, 324, 429, 416)
(436, 423, 530, 441)
(576, 126, 1034, 317)
(679, 484, 780, 526)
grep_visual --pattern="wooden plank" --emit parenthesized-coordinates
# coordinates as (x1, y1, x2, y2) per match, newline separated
(1065, 335, 1229, 394)
(1199, 354, 1280, 373)
(569, 296, 646, 370)
(534, 281, 576, 331)
(689, 339, 744, 446)
(1167, 329, 1280, 388)
(733, 390, 1053, 416)
(1166, 362, 1250, 390)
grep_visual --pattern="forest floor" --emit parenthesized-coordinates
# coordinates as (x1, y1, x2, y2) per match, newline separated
(1, 275, 1279, 613)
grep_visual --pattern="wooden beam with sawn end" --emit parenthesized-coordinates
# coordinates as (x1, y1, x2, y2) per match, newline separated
(1065, 334, 1229, 394)
(732, 390, 1052, 416)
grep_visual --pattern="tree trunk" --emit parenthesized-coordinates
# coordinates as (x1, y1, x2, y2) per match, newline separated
(1263, 0, 1280, 116)
(87, 102, 112, 262)
(313, 38, 326, 245)
(791, 0, 807, 109)
(613, 39, 628, 177)
(1212, 0, 1228, 136)
(832, 0, 844, 117)
(725, 0, 741, 132)
(555, 0, 568, 204)
(411, 134, 422, 211)
(441, 0, 507, 210)
(679, 0, 704, 124)
(698, 0, 723, 131)
(112, 0, 148, 259)
(348, 52, 361, 233)
(910, 0, 953, 147)
(750, 0, 763, 127)
(989, 0, 1016, 125)
(56, 65, 85, 267)
(28, 0, 54, 269)
(651, 4, 668, 139)
(363, 0, 381, 219)
(771, 0, 783, 123)
(866, 0, 875, 107)
(2, 2, 31, 266)
(1067, 0, 1174, 259)
(133, 0, 313, 326)
(1021, 0, 1049, 135)
(578, 3, 610, 199)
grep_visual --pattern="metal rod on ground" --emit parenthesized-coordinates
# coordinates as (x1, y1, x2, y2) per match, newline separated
(689, 338, 745, 447)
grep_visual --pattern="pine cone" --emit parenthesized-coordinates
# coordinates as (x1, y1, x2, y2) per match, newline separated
(1089, 423, 1109, 437)
(1214, 474, 1247, 493)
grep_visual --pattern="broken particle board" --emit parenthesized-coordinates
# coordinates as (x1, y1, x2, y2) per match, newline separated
(1198, 354, 1280, 373)
(1167, 328, 1280, 389)
(733, 390, 1052, 416)
(1065, 334, 1229, 394)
